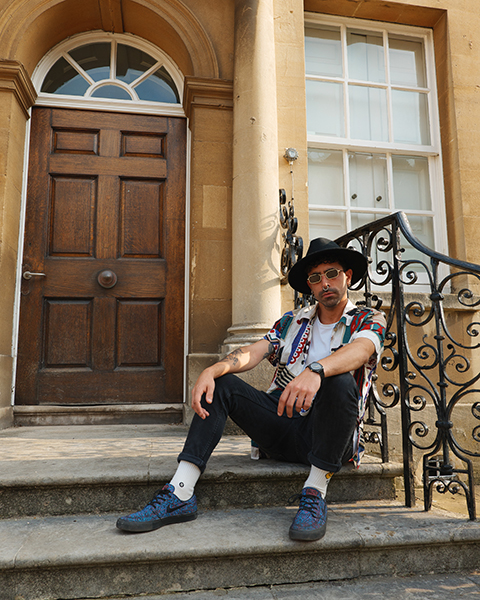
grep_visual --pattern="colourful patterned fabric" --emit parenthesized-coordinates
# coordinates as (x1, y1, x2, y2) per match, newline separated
(116, 483, 197, 532)
(289, 486, 327, 541)
(263, 299, 386, 466)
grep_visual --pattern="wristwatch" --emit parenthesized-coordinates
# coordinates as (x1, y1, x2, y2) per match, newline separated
(307, 362, 325, 380)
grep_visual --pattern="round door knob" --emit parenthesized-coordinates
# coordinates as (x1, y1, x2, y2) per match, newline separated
(97, 269, 118, 289)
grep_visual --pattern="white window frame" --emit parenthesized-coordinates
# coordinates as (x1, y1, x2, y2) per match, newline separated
(305, 13, 448, 261)
(32, 31, 185, 117)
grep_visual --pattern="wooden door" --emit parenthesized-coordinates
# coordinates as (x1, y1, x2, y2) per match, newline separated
(16, 108, 186, 405)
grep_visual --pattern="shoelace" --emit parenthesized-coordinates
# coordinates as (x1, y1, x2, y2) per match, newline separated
(288, 492, 319, 516)
(148, 488, 172, 509)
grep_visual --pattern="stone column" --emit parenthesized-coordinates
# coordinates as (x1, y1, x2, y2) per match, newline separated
(224, 0, 281, 350)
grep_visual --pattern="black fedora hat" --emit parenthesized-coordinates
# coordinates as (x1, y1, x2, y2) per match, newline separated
(288, 237, 368, 295)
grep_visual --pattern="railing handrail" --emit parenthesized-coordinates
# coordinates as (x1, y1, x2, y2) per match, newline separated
(335, 210, 480, 276)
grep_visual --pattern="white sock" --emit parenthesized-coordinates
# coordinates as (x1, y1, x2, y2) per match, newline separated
(169, 461, 201, 501)
(303, 465, 333, 498)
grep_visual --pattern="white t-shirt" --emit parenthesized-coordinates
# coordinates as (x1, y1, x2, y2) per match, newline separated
(307, 318, 336, 363)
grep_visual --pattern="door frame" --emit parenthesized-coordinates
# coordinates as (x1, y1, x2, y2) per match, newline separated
(12, 102, 191, 409)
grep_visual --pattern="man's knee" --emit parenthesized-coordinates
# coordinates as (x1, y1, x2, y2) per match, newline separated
(318, 372, 359, 406)
(214, 373, 239, 391)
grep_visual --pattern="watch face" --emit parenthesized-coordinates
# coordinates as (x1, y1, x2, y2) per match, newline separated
(308, 362, 325, 379)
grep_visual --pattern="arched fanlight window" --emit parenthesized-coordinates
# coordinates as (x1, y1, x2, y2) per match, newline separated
(34, 34, 183, 110)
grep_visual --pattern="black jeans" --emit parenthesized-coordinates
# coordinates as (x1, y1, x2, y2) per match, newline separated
(178, 372, 360, 474)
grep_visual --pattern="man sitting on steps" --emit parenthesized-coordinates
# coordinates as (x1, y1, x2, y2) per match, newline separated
(116, 238, 386, 541)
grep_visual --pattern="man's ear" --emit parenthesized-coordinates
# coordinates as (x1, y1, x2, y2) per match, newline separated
(345, 268, 353, 286)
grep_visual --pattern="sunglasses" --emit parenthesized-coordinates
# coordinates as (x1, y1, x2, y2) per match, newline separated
(307, 268, 344, 285)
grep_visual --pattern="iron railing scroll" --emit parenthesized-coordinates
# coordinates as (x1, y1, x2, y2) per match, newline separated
(279, 188, 311, 308)
(336, 212, 480, 520)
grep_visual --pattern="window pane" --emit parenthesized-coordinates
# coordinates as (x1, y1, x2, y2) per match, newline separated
(41, 57, 90, 95)
(389, 36, 426, 87)
(91, 85, 132, 100)
(116, 44, 157, 84)
(309, 210, 346, 240)
(306, 80, 344, 137)
(69, 43, 111, 82)
(347, 29, 385, 83)
(402, 214, 435, 256)
(392, 90, 430, 145)
(308, 149, 344, 206)
(392, 156, 431, 210)
(349, 85, 388, 141)
(349, 153, 387, 209)
(305, 26, 342, 77)
(134, 67, 179, 103)
(351, 212, 383, 231)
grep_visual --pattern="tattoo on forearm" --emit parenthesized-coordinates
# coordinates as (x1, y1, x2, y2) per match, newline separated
(220, 348, 244, 367)
(262, 343, 275, 360)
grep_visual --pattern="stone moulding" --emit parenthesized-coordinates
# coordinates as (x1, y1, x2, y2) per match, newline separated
(0, 60, 37, 118)
(183, 76, 233, 120)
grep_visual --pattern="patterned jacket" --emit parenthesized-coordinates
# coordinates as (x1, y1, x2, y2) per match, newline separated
(263, 300, 386, 466)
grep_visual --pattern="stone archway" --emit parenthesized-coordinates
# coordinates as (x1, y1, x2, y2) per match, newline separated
(0, 0, 219, 80)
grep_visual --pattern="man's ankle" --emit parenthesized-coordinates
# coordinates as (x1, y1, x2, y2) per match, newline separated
(170, 461, 201, 501)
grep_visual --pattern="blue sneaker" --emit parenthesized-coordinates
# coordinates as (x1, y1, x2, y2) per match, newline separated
(289, 487, 327, 541)
(116, 483, 197, 533)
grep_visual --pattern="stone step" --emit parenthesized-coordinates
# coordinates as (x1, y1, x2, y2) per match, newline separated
(72, 572, 480, 600)
(2, 501, 479, 600)
(0, 425, 402, 518)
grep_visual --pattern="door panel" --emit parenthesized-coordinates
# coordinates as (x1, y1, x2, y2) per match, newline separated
(16, 108, 186, 405)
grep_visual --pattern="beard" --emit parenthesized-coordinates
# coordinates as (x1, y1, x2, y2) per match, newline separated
(316, 285, 346, 308)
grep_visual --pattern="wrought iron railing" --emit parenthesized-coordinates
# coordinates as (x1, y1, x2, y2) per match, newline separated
(279, 192, 480, 519)
(335, 211, 480, 520)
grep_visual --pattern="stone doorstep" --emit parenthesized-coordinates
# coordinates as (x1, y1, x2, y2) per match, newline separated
(1, 501, 479, 600)
(13, 404, 184, 427)
(0, 425, 402, 518)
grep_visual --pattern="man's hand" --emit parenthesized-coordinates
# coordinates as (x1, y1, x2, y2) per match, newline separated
(191, 368, 216, 419)
(277, 368, 322, 418)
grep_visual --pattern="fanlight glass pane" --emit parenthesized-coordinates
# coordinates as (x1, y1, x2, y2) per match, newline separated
(349, 85, 388, 141)
(309, 210, 346, 240)
(306, 80, 344, 137)
(134, 67, 179, 103)
(392, 90, 430, 145)
(41, 57, 90, 95)
(389, 36, 426, 88)
(308, 149, 344, 206)
(347, 29, 385, 83)
(116, 44, 157, 84)
(69, 43, 111, 82)
(349, 153, 388, 209)
(40, 41, 180, 104)
(91, 85, 132, 100)
(305, 26, 342, 77)
(392, 156, 431, 211)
